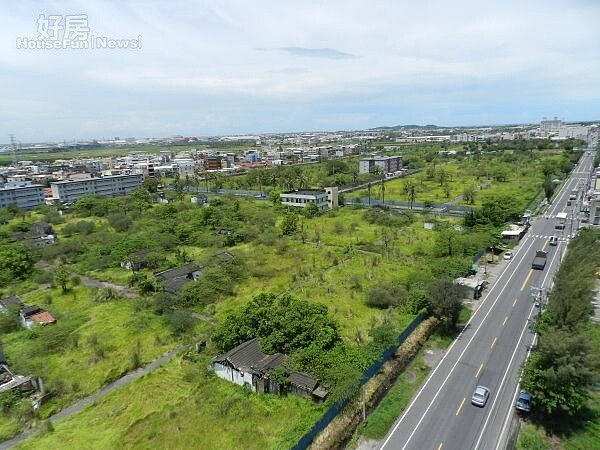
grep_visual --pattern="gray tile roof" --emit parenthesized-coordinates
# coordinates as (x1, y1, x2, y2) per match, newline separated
(214, 338, 286, 373)
(0, 296, 23, 309)
(289, 371, 319, 391)
(155, 262, 201, 280)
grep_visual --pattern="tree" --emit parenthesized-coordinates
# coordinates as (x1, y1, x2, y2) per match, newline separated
(542, 176, 555, 202)
(427, 280, 462, 332)
(521, 328, 598, 416)
(54, 265, 70, 293)
(269, 189, 282, 205)
(404, 180, 416, 209)
(463, 185, 476, 204)
(0, 243, 34, 284)
(368, 320, 397, 348)
(364, 286, 394, 309)
(107, 213, 132, 232)
(212, 293, 341, 354)
(280, 213, 298, 235)
(0, 305, 21, 333)
(165, 310, 195, 335)
(303, 202, 320, 218)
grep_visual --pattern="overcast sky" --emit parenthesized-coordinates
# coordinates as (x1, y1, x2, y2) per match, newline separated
(1, 0, 599, 143)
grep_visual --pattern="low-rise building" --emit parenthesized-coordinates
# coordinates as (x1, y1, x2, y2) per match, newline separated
(0, 183, 44, 209)
(212, 338, 327, 402)
(19, 305, 56, 328)
(280, 187, 338, 210)
(50, 174, 143, 203)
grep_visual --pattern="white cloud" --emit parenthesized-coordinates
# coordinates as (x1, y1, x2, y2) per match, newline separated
(0, 0, 599, 141)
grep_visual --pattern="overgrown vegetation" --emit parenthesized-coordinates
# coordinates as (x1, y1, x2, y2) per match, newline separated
(517, 229, 600, 448)
(0, 139, 572, 447)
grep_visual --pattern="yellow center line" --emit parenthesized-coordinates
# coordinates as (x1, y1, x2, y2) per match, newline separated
(520, 270, 533, 291)
(437, 443, 443, 450)
(502, 316, 508, 326)
(512, 298, 517, 307)
(456, 397, 466, 416)
(491, 337, 497, 348)
(475, 363, 483, 378)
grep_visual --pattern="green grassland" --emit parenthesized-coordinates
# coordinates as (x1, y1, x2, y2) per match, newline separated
(14, 355, 324, 450)
(346, 150, 563, 209)
(0, 284, 178, 439)
(0, 145, 579, 447)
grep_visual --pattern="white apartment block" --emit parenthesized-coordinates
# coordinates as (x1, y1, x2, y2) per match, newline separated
(359, 155, 402, 175)
(51, 174, 143, 203)
(280, 187, 338, 210)
(0, 183, 44, 209)
(173, 159, 196, 177)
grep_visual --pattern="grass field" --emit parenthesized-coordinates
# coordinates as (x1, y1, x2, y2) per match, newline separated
(14, 355, 324, 450)
(0, 285, 178, 436)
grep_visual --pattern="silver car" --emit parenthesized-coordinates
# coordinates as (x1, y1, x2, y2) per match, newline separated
(471, 385, 490, 407)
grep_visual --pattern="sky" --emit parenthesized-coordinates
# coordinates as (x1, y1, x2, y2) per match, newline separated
(0, 0, 599, 143)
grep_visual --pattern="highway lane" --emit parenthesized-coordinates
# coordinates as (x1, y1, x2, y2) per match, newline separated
(380, 151, 596, 450)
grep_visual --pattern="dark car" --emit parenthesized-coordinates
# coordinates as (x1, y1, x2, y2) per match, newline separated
(515, 390, 531, 413)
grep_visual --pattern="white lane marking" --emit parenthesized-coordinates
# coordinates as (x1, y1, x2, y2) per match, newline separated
(476, 240, 561, 449)
(380, 239, 536, 450)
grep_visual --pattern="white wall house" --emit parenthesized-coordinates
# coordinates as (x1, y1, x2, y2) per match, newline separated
(280, 188, 339, 210)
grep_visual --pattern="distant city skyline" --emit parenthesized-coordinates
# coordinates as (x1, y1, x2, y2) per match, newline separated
(1, 1, 599, 142)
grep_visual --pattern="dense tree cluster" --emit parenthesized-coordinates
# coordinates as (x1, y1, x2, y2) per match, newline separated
(0, 242, 34, 284)
(213, 293, 341, 354)
(521, 229, 600, 416)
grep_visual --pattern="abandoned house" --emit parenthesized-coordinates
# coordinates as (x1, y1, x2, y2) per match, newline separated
(212, 338, 328, 403)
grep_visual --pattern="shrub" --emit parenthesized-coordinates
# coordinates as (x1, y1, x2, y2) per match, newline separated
(165, 310, 195, 335)
(365, 286, 395, 309)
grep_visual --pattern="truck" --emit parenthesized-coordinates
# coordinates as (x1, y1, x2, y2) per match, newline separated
(555, 212, 567, 230)
(531, 250, 547, 270)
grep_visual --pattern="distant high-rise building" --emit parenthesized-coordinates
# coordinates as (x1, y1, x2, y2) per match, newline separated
(540, 116, 563, 132)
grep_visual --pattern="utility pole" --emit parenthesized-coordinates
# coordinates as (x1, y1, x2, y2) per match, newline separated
(531, 287, 543, 321)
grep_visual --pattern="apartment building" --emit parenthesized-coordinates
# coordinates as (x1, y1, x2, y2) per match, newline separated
(280, 187, 338, 210)
(0, 182, 44, 209)
(50, 174, 143, 203)
(359, 155, 402, 175)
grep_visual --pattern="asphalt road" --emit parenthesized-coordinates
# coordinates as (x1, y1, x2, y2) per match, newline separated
(379, 150, 596, 450)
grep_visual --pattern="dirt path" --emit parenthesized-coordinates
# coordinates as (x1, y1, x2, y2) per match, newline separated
(34, 261, 138, 299)
(0, 344, 186, 450)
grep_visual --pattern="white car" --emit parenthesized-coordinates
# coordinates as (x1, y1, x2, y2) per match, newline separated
(503, 251, 513, 260)
(471, 385, 490, 407)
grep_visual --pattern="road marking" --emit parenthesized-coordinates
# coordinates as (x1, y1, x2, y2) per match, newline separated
(479, 244, 561, 450)
(456, 398, 466, 416)
(474, 303, 538, 450)
(437, 443, 443, 450)
(520, 270, 532, 291)
(381, 238, 538, 450)
(475, 363, 483, 378)
(512, 298, 517, 307)
(502, 316, 508, 326)
(491, 337, 497, 348)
